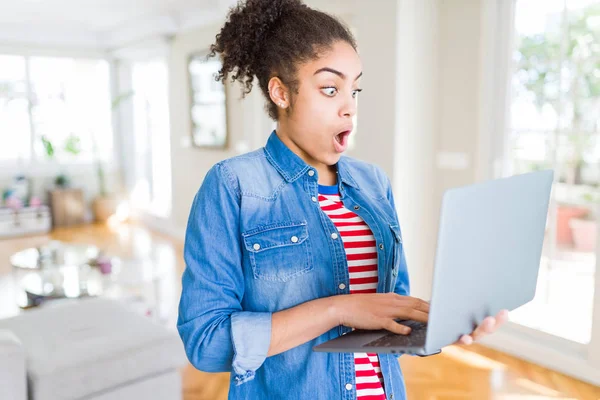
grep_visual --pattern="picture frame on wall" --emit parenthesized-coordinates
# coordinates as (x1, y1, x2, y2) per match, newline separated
(188, 51, 228, 149)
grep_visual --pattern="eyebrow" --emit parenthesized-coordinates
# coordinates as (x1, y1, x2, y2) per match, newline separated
(313, 67, 363, 81)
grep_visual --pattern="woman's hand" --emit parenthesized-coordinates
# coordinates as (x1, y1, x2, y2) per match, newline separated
(332, 293, 430, 335)
(455, 309, 510, 345)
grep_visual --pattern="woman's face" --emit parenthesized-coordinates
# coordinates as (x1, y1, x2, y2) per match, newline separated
(275, 40, 363, 173)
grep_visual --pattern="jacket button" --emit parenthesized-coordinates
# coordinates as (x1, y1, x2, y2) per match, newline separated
(331, 233, 338, 240)
(311, 196, 317, 202)
(253, 243, 261, 251)
(308, 170, 315, 177)
(338, 283, 346, 290)
(379, 243, 384, 250)
(354, 205, 360, 210)
(345, 383, 353, 391)
(291, 236, 299, 243)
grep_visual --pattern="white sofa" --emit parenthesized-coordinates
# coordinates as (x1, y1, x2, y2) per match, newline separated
(0, 297, 187, 400)
(0, 329, 26, 400)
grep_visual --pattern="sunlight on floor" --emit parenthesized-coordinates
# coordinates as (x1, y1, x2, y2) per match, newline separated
(442, 345, 508, 371)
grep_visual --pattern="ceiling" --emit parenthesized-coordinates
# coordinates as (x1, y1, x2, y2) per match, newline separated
(0, 0, 236, 50)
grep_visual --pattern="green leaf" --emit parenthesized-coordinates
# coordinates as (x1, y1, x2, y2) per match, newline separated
(64, 134, 81, 156)
(111, 90, 134, 110)
(41, 135, 54, 158)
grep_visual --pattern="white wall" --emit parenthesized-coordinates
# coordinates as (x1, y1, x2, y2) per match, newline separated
(348, 0, 441, 300)
(437, 0, 484, 191)
(167, 24, 273, 230)
(349, 0, 486, 300)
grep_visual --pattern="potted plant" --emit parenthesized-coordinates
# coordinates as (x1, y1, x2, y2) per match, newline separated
(91, 130, 115, 222)
(91, 157, 119, 222)
(91, 91, 134, 223)
(556, 202, 589, 246)
(569, 192, 598, 252)
(41, 134, 81, 188)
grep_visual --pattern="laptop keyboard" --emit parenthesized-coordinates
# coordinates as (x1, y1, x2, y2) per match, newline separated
(363, 320, 427, 348)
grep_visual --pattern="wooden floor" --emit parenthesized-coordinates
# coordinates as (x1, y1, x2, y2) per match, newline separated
(1, 222, 598, 400)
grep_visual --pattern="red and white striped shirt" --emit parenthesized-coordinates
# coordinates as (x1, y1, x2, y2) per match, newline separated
(318, 186, 386, 400)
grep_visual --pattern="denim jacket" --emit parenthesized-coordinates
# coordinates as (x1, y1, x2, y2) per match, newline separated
(178, 131, 410, 400)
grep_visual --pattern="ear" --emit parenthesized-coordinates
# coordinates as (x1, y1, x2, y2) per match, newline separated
(267, 77, 289, 109)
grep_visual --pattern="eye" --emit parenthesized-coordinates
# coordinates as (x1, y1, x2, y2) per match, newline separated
(352, 88, 363, 98)
(321, 87, 338, 97)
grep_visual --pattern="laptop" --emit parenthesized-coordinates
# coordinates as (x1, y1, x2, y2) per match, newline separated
(313, 170, 554, 356)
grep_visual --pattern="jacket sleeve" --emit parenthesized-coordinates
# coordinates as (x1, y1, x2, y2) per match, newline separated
(177, 162, 272, 385)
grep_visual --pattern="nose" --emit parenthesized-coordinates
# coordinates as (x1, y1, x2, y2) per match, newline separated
(340, 94, 357, 119)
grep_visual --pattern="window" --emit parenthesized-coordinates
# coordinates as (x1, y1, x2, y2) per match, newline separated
(130, 60, 172, 218)
(188, 53, 228, 148)
(0, 55, 31, 163)
(506, 0, 599, 344)
(0, 55, 113, 166)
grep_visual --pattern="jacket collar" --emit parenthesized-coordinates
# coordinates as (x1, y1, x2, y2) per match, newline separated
(264, 130, 359, 188)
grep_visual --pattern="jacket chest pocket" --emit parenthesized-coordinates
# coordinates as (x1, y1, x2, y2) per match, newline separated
(242, 221, 313, 282)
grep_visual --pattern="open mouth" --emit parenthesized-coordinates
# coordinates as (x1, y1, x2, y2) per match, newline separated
(334, 130, 351, 152)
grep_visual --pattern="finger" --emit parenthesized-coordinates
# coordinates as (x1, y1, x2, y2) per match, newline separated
(411, 297, 430, 313)
(383, 319, 412, 335)
(396, 308, 429, 324)
(472, 317, 496, 340)
(413, 298, 430, 313)
(395, 296, 430, 313)
(484, 317, 497, 333)
(496, 309, 509, 326)
(458, 335, 473, 345)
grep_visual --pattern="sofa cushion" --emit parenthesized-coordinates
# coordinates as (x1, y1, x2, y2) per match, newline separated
(89, 370, 181, 400)
(0, 329, 27, 400)
(0, 298, 186, 400)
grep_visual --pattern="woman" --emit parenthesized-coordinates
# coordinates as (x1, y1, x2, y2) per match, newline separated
(177, 0, 508, 399)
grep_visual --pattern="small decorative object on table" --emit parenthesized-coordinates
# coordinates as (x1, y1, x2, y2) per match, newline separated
(96, 256, 113, 275)
(10, 242, 161, 322)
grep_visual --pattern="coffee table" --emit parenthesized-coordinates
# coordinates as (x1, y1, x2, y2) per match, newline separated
(10, 241, 163, 321)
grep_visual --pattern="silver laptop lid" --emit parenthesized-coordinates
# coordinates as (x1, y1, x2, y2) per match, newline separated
(424, 170, 554, 353)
